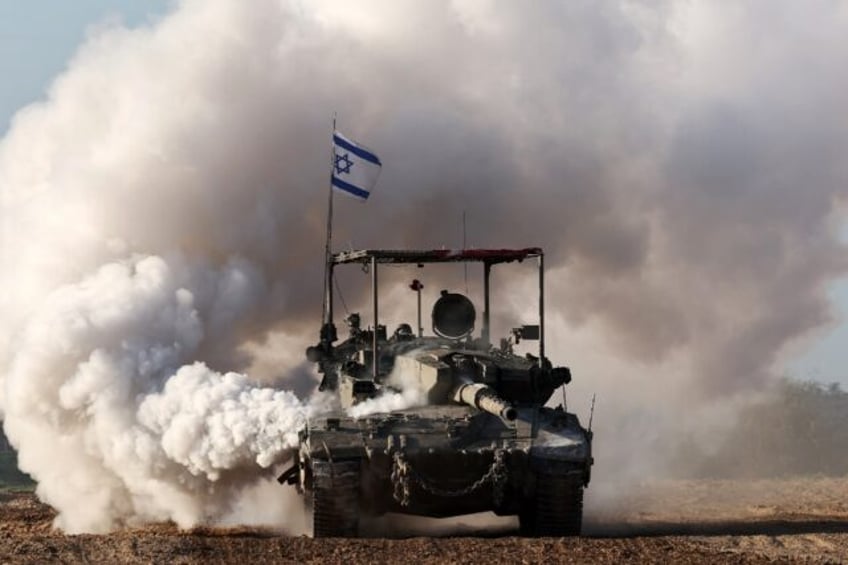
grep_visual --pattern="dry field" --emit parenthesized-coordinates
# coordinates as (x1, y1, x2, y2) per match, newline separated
(1, 477, 847, 564)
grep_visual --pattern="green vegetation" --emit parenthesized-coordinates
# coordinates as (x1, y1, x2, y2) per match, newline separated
(680, 379, 848, 478)
(0, 450, 34, 491)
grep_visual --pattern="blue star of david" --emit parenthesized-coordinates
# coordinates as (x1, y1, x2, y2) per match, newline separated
(334, 152, 353, 175)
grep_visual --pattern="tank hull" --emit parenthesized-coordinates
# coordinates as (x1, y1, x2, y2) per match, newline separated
(298, 405, 591, 525)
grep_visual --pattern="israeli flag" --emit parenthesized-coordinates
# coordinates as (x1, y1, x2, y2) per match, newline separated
(332, 131, 382, 201)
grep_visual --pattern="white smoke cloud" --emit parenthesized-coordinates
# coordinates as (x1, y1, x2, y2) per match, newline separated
(347, 357, 427, 419)
(1, 0, 847, 534)
(1, 253, 329, 532)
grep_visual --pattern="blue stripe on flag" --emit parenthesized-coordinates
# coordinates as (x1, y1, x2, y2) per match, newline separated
(332, 176, 370, 199)
(333, 134, 382, 166)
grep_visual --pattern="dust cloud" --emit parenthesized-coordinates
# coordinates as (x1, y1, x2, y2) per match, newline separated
(1, 0, 847, 533)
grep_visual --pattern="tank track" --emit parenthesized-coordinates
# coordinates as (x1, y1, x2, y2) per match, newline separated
(311, 460, 360, 538)
(519, 473, 583, 537)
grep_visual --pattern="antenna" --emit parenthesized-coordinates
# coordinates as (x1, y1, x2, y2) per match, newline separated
(588, 393, 597, 432)
(462, 210, 468, 294)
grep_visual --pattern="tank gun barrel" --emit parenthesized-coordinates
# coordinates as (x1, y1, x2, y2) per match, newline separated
(451, 382, 517, 421)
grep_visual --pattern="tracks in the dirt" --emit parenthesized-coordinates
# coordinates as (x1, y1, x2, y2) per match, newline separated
(4, 477, 848, 563)
(586, 515, 848, 538)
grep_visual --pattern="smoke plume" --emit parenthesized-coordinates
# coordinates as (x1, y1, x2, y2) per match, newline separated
(1, 0, 847, 532)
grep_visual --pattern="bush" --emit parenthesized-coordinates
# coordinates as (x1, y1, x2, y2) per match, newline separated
(0, 450, 34, 489)
(688, 380, 848, 478)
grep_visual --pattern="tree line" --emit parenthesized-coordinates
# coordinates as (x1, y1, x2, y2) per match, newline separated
(675, 379, 848, 478)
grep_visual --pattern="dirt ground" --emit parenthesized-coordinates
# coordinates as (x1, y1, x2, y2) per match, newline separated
(1, 477, 847, 564)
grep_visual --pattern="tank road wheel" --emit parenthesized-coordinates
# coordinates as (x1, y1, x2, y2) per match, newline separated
(311, 460, 360, 538)
(520, 473, 583, 537)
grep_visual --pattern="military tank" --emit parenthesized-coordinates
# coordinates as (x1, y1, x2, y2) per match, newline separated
(278, 248, 593, 537)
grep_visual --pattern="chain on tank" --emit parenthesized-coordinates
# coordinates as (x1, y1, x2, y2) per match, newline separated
(391, 450, 507, 506)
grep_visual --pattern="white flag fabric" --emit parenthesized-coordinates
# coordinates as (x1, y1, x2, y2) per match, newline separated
(331, 131, 382, 200)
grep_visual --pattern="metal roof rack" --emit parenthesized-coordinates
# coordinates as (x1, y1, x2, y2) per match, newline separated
(331, 248, 542, 265)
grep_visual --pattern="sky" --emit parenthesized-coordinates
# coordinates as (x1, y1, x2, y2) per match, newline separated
(791, 280, 848, 384)
(1, 0, 847, 388)
(0, 1, 172, 134)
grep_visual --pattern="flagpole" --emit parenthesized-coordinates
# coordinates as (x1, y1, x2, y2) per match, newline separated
(322, 114, 336, 329)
